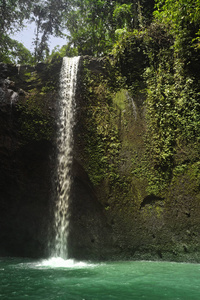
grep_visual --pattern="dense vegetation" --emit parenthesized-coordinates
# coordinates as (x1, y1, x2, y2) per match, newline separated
(1, 0, 200, 194)
(0, 0, 155, 62)
(1, 0, 200, 260)
(1, 1, 199, 61)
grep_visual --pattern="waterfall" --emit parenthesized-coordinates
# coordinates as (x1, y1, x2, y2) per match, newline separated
(52, 56, 80, 259)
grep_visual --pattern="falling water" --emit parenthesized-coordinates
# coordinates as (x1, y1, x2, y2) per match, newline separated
(52, 56, 80, 259)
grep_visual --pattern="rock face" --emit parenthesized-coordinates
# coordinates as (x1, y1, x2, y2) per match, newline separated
(1, 58, 200, 262)
(0, 63, 55, 257)
(72, 56, 200, 262)
(68, 159, 113, 260)
(0, 61, 114, 260)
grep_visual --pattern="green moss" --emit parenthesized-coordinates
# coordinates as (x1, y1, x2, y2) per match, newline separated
(17, 97, 54, 143)
(113, 89, 127, 111)
(79, 59, 120, 186)
(109, 23, 200, 198)
(13, 63, 60, 144)
(78, 57, 149, 217)
(26, 71, 38, 82)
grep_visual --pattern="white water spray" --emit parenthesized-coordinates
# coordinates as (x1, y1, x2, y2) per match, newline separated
(52, 56, 80, 259)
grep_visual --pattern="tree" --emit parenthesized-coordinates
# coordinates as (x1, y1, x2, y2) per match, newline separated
(66, 0, 115, 56)
(153, 0, 200, 76)
(0, 0, 33, 63)
(0, 0, 155, 63)
(154, 0, 200, 37)
(0, 0, 71, 63)
(31, 0, 72, 62)
(0, 36, 33, 64)
(66, 0, 155, 56)
(0, 0, 32, 33)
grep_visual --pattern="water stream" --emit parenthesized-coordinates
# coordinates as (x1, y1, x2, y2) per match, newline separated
(52, 56, 80, 259)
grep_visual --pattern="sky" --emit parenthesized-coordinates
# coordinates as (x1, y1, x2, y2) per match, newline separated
(11, 22, 68, 53)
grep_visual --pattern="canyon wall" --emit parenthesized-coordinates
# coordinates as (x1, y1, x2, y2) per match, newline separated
(0, 58, 200, 262)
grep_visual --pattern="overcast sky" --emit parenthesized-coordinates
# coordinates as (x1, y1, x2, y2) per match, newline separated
(11, 22, 67, 53)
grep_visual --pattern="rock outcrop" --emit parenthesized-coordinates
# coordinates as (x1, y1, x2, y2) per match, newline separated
(1, 58, 200, 262)
(0, 63, 55, 257)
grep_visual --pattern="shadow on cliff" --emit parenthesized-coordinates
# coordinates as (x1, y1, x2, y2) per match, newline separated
(68, 159, 113, 261)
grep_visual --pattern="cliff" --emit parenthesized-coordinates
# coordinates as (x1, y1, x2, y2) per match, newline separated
(1, 55, 200, 262)
(0, 62, 58, 257)
(74, 56, 200, 262)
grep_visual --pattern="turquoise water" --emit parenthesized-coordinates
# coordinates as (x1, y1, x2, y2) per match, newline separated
(0, 257, 200, 300)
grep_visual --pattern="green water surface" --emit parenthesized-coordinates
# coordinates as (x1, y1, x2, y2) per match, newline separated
(0, 257, 200, 300)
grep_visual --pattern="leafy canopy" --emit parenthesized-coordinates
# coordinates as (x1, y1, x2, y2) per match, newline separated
(0, 0, 155, 62)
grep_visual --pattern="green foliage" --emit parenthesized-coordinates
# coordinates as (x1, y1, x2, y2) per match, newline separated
(79, 59, 126, 189)
(0, 0, 155, 62)
(153, 0, 200, 69)
(66, 0, 115, 56)
(17, 90, 53, 143)
(0, 35, 33, 64)
(65, 0, 155, 56)
(0, 0, 33, 63)
(0, 0, 32, 33)
(78, 58, 144, 210)
(154, 0, 200, 36)
(144, 55, 200, 192)
(113, 3, 133, 30)
(137, 1, 200, 193)
(110, 3, 200, 195)
(112, 89, 127, 111)
(3, 0, 200, 205)
(31, 0, 71, 62)
(46, 44, 78, 63)
(19, 106, 52, 142)
(14, 62, 60, 144)
(112, 30, 148, 94)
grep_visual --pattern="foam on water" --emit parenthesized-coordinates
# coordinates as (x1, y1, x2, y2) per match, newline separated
(37, 257, 95, 268)
(22, 257, 96, 269)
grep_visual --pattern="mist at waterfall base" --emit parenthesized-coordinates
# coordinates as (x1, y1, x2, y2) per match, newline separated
(1, 258, 200, 300)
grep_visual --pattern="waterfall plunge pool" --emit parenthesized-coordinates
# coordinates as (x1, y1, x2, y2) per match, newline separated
(1, 257, 200, 300)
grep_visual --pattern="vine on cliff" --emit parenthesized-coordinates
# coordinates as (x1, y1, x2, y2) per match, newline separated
(144, 23, 200, 193)
(15, 63, 60, 144)
(112, 18, 200, 195)
(80, 59, 122, 188)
